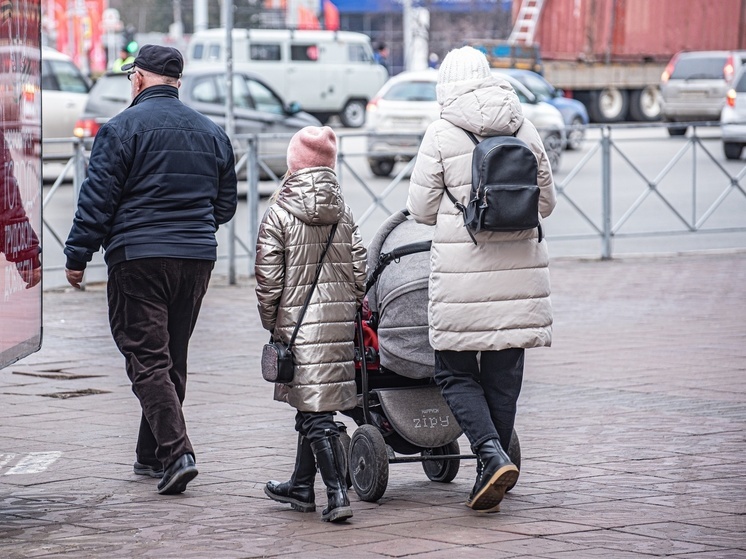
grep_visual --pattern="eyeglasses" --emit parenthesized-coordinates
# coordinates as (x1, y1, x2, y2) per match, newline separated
(127, 71, 142, 82)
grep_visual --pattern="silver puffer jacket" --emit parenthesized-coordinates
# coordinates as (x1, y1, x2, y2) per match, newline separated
(255, 167, 367, 412)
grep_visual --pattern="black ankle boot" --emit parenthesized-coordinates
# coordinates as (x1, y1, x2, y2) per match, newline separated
(265, 434, 316, 512)
(467, 438, 519, 512)
(311, 432, 353, 523)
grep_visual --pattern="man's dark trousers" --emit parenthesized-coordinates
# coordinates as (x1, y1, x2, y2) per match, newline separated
(107, 258, 214, 469)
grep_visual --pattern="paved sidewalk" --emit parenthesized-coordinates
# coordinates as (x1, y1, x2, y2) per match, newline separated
(1, 251, 745, 558)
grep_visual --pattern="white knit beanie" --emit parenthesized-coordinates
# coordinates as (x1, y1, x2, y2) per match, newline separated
(436, 46, 491, 105)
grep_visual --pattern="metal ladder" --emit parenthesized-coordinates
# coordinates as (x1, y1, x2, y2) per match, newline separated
(507, 0, 546, 45)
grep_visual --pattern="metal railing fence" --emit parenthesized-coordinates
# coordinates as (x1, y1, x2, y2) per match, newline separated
(41, 123, 746, 286)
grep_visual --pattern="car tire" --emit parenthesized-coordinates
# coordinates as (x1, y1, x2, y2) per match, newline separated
(566, 116, 586, 151)
(369, 158, 395, 177)
(629, 86, 662, 122)
(667, 126, 687, 136)
(588, 87, 628, 123)
(339, 99, 367, 128)
(542, 131, 563, 173)
(723, 142, 744, 160)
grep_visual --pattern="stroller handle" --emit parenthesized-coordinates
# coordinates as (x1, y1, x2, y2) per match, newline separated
(366, 240, 432, 294)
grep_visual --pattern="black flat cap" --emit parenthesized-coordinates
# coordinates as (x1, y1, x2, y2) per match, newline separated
(122, 44, 183, 78)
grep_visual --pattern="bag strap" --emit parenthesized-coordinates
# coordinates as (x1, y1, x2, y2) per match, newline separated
(287, 222, 338, 350)
(443, 128, 482, 245)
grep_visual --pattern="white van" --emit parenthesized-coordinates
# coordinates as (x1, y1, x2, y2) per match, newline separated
(186, 28, 389, 128)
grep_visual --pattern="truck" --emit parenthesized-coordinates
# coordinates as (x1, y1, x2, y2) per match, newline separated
(475, 0, 746, 122)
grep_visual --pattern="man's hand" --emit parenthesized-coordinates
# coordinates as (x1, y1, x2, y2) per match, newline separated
(65, 268, 84, 289)
(23, 266, 42, 289)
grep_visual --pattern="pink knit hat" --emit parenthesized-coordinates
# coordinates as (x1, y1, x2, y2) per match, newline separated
(286, 126, 338, 173)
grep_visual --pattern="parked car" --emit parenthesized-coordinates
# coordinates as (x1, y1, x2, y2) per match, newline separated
(41, 47, 91, 160)
(660, 50, 746, 136)
(74, 68, 321, 177)
(492, 68, 589, 150)
(365, 69, 565, 177)
(721, 66, 746, 160)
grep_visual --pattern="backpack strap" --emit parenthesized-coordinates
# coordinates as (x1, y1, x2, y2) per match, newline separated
(444, 186, 477, 245)
(442, 128, 481, 245)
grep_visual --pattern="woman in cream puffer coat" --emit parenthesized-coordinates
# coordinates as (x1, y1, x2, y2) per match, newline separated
(255, 126, 366, 523)
(406, 47, 557, 513)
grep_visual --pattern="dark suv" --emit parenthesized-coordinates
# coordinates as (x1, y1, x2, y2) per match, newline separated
(659, 50, 746, 136)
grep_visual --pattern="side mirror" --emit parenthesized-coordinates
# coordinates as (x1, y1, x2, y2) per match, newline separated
(286, 101, 301, 115)
(555, 88, 564, 98)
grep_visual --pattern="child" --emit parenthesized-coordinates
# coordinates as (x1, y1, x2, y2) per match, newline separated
(255, 126, 367, 522)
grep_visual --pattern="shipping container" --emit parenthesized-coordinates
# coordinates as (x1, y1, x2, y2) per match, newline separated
(495, 0, 746, 122)
(535, 0, 746, 62)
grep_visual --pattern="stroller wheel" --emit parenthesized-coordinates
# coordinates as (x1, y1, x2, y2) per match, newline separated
(349, 425, 389, 502)
(421, 440, 460, 483)
(506, 429, 521, 492)
(337, 425, 353, 489)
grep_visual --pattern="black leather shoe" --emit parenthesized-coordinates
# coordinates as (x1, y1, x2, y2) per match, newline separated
(157, 454, 198, 495)
(467, 439, 518, 513)
(134, 461, 164, 479)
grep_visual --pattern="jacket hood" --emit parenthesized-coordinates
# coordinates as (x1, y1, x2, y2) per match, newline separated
(439, 75, 524, 137)
(277, 167, 345, 225)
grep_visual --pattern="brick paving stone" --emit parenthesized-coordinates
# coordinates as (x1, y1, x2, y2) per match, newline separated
(1, 251, 744, 558)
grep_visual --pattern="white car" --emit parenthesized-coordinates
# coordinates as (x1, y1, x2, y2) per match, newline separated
(365, 69, 566, 177)
(721, 66, 746, 160)
(41, 47, 90, 162)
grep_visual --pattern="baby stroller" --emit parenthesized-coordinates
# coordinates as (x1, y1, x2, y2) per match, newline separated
(339, 210, 521, 503)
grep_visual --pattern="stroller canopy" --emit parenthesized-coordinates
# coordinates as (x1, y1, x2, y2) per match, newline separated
(367, 211, 434, 379)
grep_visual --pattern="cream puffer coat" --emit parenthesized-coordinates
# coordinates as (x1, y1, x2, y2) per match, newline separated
(255, 167, 367, 412)
(406, 75, 557, 352)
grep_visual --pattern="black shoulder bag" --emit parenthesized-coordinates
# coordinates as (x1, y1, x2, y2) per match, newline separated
(261, 222, 338, 383)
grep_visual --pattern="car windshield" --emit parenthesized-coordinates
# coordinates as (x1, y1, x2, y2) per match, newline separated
(516, 73, 554, 101)
(44, 59, 89, 93)
(383, 81, 436, 102)
(91, 74, 130, 103)
(670, 56, 727, 80)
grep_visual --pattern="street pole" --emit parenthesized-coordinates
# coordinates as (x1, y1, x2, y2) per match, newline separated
(224, 0, 236, 284)
(194, 0, 208, 32)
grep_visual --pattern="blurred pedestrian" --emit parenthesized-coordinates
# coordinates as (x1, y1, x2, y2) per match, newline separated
(374, 41, 390, 73)
(111, 47, 134, 73)
(255, 126, 366, 522)
(0, 128, 41, 289)
(406, 46, 556, 512)
(64, 45, 238, 495)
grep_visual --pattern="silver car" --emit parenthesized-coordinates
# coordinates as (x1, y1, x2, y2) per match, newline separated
(721, 67, 746, 160)
(365, 69, 565, 177)
(74, 68, 320, 178)
(660, 50, 746, 136)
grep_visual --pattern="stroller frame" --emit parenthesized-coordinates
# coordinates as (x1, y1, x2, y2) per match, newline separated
(342, 214, 521, 502)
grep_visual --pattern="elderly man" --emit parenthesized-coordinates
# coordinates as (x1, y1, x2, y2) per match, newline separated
(64, 45, 238, 495)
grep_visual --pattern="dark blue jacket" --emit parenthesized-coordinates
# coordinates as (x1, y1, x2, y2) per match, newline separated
(64, 85, 237, 270)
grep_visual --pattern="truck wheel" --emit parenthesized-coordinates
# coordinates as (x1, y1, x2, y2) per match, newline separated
(589, 87, 628, 123)
(723, 142, 743, 160)
(629, 86, 661, 122)
(340, 99, 367, 128)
